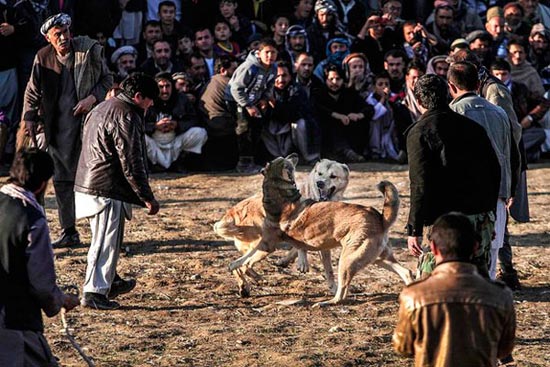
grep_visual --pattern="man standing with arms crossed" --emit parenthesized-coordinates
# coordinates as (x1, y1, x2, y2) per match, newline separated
(21, 13, 112, 248)
(75, 73, 160, 310)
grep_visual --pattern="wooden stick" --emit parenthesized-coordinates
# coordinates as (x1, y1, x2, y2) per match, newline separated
(60, 308, 96, 367)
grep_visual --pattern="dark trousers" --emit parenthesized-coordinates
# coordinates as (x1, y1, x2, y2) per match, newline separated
(53, 180, 76, 232)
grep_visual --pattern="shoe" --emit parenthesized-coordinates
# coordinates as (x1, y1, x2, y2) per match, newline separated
(341, 149, 366, 163)
(497, 270, 522, 291)
(52, 232, 82, 248)
(81, 292, 120, 310)
(108, 277, 137, 299)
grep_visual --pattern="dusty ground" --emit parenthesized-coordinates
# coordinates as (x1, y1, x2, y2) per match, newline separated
(5, 161, 549, 366)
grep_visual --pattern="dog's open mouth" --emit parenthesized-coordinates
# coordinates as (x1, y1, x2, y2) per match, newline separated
(319, 186, 336, 201)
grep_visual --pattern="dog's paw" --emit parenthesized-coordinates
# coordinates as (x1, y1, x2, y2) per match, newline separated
(239, 286, 251, 298)
(228, 261, 239, 272)
(311, 300, 330, 308)
(297, 262, 309, 273)
(274, 258, 291, 268)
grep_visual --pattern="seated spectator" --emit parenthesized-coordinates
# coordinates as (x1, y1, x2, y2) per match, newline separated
(199, 56, 239, 170)
(528, 23, 550, 72)
(343, 52, 374, 99)
(312, 37, 351, 82)
(282, 24, 310, 66)
(218, 0, 254, 50)
(213, 19, 241, 58)
(425, 0, 484, 36)
(425, 3, 462, 55)
(485, 6, 509, 60)
(136, 20, 162, 66)
(144, 72, 207, 173)
(294, 52, 316, 96)
(401, 21, 437, 66)
(140, 39, 184, 76)
(289, 0, 315, 29)
(353, 15, 387, 74)
(518, 0, 550, 27)
(365, 72, 405, 162)
(449, 37, 469, 55)
(194, 27, 217, 78)
(384, 49, 408, 100)
(393, 212, 516, 367)
(466, 30, 494, 68)
(174, 29, 194, 62)
(307, 0, 347, 63)
(491, 59, 550, 162)
(158, 0, 190, 50)
(182, 52, 210, 104)
(426, 55, 449, 79)
(335, 0, 366, 37)
(271, 14, 291, 54)
(508, 40, 545, 98)
(110, 45, 138, 82)
(402, 62, 426, 123)
(262, 61, 320, 164)
(504, 2, 532, 44)
(312, 64, 373, 163)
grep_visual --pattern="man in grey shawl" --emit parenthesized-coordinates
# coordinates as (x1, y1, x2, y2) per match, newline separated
(21, 13, 113, 247)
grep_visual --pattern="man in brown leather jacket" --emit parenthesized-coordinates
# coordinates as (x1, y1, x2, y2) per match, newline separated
(75, 73, 160, 310)
(393, 212, 516, 367)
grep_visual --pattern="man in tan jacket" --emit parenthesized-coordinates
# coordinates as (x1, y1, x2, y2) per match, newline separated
(393, 212, 516, 367)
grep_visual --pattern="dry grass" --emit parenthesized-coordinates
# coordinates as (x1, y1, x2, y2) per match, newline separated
(5, 161, 548, 367)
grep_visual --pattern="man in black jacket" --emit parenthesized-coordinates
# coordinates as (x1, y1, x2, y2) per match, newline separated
(0, 149, 79, 365)
(406, 74, 501, 278)
(74, 73, 160, 310)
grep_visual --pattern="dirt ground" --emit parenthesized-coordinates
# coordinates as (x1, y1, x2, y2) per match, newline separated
(5, 161, 549, 366)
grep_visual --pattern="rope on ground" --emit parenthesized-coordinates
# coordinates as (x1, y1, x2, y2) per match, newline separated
(60, 308, 96, 367)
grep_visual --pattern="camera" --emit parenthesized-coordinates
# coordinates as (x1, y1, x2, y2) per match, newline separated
(411, 30, 424, 44)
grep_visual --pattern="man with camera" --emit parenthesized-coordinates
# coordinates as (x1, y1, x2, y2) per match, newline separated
(402, 20, 437, 65)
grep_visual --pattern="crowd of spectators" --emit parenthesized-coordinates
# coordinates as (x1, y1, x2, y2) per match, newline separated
(1, 0, 550, 174)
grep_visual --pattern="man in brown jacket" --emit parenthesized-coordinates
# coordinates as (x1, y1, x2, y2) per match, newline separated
(393, 212, 516, 367)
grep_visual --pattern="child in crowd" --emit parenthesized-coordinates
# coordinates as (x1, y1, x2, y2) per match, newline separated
(218, 0, 254, 49)
(175, 30, 194, 61)
(213, 19, 241, 57)
(365, 72, 404, 162)
(271, 14, 290, 54)
(225, 38, 278, 173)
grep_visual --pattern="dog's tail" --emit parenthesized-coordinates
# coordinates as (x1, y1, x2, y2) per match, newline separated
(377, 181, 399, 231)
(213, 217, 239, 239)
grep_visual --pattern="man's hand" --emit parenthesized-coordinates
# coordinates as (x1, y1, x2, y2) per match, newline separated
(0, 23, 15, 37)
(23, 120, 38, 147)
(62, 293, 80, 312)
(155, 117, 176, 132)
(407, 236, 423, 257)
(73, 95, 97, 116)
(246, 105, 262, 118)
(145, 199, 160, 215)
(348, 113, 364, 122)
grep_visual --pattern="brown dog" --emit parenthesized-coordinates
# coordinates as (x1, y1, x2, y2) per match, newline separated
(214, 159, 349, 295)
(228, 154, 413, 307)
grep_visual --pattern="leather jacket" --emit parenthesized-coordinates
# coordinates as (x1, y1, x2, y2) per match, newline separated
(75, 93, 155, 206)
(393, 262, 516, 367)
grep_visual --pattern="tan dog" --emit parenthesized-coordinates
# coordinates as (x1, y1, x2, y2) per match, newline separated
(214, 159, 349, 295)
(228, 154, 413, 307)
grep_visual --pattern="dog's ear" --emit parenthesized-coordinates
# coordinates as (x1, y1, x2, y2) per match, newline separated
(261, 162, 270, 176)
(286, 153, 299, 168)
(342, 163, 350, 176)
